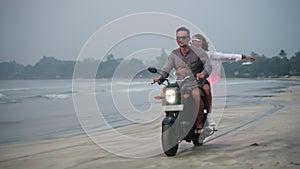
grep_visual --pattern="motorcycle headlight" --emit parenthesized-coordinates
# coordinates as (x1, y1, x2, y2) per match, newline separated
(165, 89, 176, 104)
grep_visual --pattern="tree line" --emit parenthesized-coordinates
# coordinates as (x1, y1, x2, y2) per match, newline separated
(0, 49, 299, 80)
(223, 50, 300, 78)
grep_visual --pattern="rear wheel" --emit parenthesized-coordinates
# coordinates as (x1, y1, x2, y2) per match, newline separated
(162, 124, 178, 156)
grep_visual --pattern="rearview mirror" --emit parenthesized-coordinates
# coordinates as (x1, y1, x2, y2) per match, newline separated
(147, 67, 158, 74)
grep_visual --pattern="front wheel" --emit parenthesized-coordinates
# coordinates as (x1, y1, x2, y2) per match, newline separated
(162, 124, 178, 156)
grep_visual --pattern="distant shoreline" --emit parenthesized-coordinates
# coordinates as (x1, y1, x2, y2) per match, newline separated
(256, 75, 300, 81)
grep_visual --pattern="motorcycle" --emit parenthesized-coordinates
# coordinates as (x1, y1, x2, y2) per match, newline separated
(148, 67, 212, 156)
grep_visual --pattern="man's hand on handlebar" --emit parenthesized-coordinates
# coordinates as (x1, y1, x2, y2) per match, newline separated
(154, 75, 161, 82)
(196, 73, 205, 80)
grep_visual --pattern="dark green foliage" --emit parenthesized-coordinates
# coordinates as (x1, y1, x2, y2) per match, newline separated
(290, 51, 300, 75)
(0, 56, 76, 79)
(223, 50, 299, 78)
(0, 61, 24, 79)
(1, 49, 300, 79)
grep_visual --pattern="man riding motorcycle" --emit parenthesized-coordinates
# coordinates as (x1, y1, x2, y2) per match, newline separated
(154, 27, 212, 134)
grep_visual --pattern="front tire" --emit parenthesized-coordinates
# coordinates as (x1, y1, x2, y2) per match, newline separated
(162, 124, 178, 156)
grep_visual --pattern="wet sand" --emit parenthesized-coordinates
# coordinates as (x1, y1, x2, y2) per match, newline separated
(1, 83, 300, 169)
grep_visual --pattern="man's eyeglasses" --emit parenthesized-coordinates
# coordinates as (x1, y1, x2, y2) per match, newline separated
(176, 36, 189, 40)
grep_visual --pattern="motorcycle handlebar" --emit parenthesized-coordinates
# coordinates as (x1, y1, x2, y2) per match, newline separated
(151, 77, 168, 85)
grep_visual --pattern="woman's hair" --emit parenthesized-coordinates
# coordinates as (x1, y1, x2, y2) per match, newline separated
(193, 34, 209, 51)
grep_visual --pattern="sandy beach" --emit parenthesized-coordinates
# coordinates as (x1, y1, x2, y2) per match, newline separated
(1, 81, 300, 169)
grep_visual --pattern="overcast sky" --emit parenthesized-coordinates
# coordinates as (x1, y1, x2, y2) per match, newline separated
(0, 0, 300, 65)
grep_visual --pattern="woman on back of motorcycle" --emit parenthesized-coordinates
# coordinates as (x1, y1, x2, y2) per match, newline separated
(187, 33, 256, 129)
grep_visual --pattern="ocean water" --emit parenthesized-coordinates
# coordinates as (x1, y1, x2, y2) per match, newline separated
(0, 78, 298, 145)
